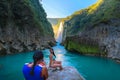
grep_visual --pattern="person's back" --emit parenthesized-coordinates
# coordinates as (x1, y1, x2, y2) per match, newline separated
(23, 63, 44, 80)
(22, 51, 48, 80)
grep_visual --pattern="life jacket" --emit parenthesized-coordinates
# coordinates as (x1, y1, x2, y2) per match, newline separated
(22, 63, 44, 80)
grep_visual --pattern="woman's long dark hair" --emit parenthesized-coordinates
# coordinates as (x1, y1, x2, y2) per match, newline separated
(30, 50, 43, 75)
(50, 48, 56, 57)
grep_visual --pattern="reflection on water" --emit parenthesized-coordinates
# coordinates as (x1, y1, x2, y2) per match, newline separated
(56, 53, 63, 61)
(52, 43, 66, 61)
(53, 43, 66, 53)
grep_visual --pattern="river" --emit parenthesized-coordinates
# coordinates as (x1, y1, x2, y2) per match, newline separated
(0, 43, 120, 80)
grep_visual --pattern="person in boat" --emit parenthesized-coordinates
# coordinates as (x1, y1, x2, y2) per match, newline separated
(49, 48, 63, 70)
(23, 50, 48, 80)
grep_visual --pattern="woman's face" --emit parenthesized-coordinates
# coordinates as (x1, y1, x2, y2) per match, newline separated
(50, 49, 53, 53)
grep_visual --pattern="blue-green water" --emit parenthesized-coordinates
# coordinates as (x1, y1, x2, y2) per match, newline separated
(0, 44, 120, 80)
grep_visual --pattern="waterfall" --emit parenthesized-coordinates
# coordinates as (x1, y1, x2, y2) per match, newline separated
(56, 22, 63, 43)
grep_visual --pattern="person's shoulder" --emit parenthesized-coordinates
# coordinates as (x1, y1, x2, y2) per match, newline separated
(38, 64, 46, 68)
(24, 62, 32, 65)
(39, 61, 46, 66)
(42, 66, 47, 71)
(24, 62, 33, 67)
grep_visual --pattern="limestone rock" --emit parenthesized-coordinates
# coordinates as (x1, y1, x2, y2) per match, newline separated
(47, 66, 84, 80)
(62, 0, 120, 61)
(0, 0, 55, 55)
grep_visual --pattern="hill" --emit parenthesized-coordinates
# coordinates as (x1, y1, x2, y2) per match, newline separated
(0, 0, 55, 55)
(63, 0, 120, 60)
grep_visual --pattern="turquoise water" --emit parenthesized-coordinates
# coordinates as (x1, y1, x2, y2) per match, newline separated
(0, 44, 120, 80)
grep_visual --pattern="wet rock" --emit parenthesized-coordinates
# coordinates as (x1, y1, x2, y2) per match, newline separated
(47, 66, 84, 80)
(0, 43, 7, 55)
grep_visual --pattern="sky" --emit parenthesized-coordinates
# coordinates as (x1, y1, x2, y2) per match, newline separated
(40, 0, 97, 18)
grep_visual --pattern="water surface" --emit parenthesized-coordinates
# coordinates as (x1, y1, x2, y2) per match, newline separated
(0, 44, 120, 80)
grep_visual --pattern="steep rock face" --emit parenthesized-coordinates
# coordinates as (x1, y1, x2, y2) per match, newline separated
(81, 19, 120, 59)
(0, 0, 55, 55)
(48, 18, 62, 39)
(63, 0, 120, 60)
(47, 66, 84, 80)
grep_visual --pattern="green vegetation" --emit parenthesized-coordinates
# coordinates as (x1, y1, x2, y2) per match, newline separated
(63, 0, 120, 55)
(63, 0, 120, 36)
(0, 0, 55, 55)
(23, 0, 54, 36)
(65, 41, 100, 54)
(0, 0, 54, 36)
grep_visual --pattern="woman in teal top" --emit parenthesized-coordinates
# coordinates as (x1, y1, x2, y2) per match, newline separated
(49, 48, 63, 70)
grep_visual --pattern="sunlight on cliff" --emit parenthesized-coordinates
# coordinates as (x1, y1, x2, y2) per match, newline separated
(56, 22, 64, 43)
(51, 21, 64, 43)
(88, 0, 104, 14)
(52, 25, 59, 39)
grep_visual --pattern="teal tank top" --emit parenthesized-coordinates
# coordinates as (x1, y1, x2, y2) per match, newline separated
(52, 56, 56, 60)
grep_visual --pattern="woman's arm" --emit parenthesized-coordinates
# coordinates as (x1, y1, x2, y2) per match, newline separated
(42, 67, 48, 80)
(49, 54, 53, 67)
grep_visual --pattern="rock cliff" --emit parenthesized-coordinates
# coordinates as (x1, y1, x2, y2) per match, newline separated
(0, 0, 55, 55)
(63, 0, 120, 60)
